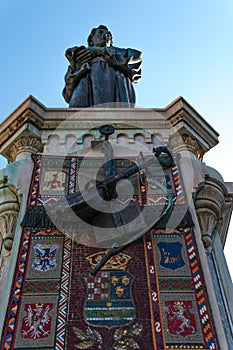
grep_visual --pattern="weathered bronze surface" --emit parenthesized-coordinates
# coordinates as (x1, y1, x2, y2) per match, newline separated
(62, 25, 142, 107)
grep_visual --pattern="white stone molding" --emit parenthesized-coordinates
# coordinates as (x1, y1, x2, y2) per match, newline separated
(0, 95, 219, 163)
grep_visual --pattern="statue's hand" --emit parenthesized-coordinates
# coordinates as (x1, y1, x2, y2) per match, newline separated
(74, 46, 93, 66)
(75, 47, 110, 66)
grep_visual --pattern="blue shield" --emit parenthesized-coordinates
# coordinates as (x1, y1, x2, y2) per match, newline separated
(158, 241, 185, 270)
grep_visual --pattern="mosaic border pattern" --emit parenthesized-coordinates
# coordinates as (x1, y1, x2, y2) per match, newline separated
(145, 228, 218, 349)
(2, 229, 72, 350)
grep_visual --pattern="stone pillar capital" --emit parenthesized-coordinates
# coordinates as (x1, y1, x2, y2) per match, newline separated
(9, 135, 43, 162)
(169, 133, 204, 160)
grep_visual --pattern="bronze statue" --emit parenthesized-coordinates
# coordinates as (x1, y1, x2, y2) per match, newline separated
(62, 25, 142, 107)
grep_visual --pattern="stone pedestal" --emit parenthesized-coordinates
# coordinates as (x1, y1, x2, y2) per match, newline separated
(0, 96, 232, 349)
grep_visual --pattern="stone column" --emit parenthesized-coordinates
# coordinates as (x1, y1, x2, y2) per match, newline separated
(194, 169, 233, 347)
(0, 177, 20, 302)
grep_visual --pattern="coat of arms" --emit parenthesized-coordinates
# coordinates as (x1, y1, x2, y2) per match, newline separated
(85, 252, 135, 327)
(41, 170, 67, 197)
(32, 243, 59, 272)
(158, 241, 185, 270)
(43, 171, 66, 191)
(21, 303, 52, 339)
(165, 300, 197, 337)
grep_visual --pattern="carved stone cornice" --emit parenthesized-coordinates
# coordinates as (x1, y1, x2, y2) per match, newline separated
(0, 104, 45, 150)
(0, 95, 219, 164)
(168, 111, 184, 126)
(166, 97, 219, 157)
(9, 135, 43, 162)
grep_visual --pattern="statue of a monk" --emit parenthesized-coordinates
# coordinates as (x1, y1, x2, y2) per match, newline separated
(62, 25, 142, 108)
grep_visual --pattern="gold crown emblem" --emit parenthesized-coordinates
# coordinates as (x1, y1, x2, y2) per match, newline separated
(86, 251, 131, 271)
(35, 303, 44, 308)
(173, 301, 184, 308)
(38, 244, 52, 249)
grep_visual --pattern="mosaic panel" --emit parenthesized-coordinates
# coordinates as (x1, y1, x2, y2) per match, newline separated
(153, 233, 191, 276)
(26, 236, 64, 279)
(14, 295, 58, 348)
(145, 228, 218, 349)
(1, 154, 219, 350)
(160, 292, 203, 344)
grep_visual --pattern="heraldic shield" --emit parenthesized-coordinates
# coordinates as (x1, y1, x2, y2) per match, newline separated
(85, 252, 135, 327)
(157, 241, 185, 271)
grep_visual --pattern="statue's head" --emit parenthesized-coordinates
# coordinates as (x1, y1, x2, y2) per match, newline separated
(87, 25, 113, 47)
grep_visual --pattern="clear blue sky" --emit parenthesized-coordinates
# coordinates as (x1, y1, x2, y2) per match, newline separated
(0, 0, 233, 276)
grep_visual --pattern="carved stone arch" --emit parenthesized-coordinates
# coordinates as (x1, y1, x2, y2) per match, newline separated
(82, 134, 94, 149)
(117, 133, 129, 145)
(46, 134, 61, 153)
(134, 132, 146, 144)
(65, 134, 77, 152)
(151, 133, 164, 149)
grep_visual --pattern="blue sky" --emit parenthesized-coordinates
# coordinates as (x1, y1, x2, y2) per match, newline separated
(0, 0, 233, 275)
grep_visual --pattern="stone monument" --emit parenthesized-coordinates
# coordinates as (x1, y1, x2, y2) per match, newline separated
(0, 25, 232, 349)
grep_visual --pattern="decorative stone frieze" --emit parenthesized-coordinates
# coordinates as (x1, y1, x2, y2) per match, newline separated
(168, 111, 183, 126)
(0, 95, 219, 164)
